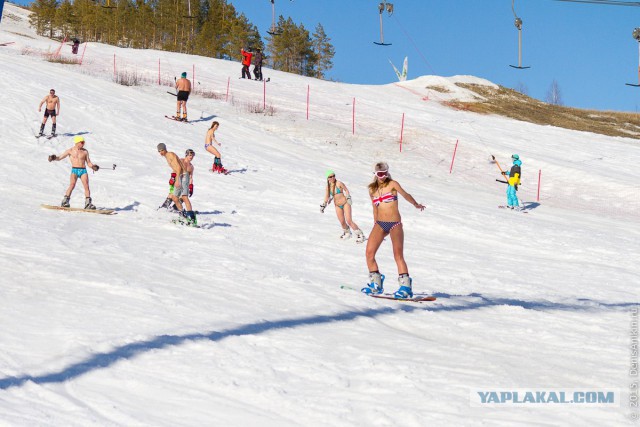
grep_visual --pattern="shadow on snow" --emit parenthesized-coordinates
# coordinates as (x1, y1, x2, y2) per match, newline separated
(0, 305, 417, 390)
(0, 296, 636, 390)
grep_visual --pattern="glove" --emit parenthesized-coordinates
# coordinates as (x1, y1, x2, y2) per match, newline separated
(320, 202, 327, 213)
(48, 154, 56, 162)
(346, 195, 352, 206)
(169, 173, 176, 185)
(501, 171, 506, 176)
(91, 165, 99, 171)
(188, 184, 193, 197)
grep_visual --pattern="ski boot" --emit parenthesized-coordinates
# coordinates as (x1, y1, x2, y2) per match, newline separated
(354, 229, 365, 243)
(182, 113, 187, 122)
(84, 197, 96, 210)
(340, 227, 352, 240)
(39, 123, 45, 137)
(393, 274, 413, 299)
(159, 198, 173, 209)
(61, 195, 70, 208)
(361, 272, 384, 295)
(51, 123, 56, 136)
(218, 165, 228, 174)
(187, 211, 198, 226)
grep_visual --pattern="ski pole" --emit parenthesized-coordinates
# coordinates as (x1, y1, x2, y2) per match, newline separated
(491, 154, 506, 175)
(95, 164, 117, 172)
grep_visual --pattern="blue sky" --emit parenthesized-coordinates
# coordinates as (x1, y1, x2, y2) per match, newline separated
(8, 0, 640, 112)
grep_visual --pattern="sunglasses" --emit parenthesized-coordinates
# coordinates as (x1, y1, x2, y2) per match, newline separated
(327, 175, 335, 179)
(187, 153, 195, 157)
(375, 170, 388, 178)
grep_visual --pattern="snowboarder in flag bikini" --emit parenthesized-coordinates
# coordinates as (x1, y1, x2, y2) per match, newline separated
(362, 162, 425, 299)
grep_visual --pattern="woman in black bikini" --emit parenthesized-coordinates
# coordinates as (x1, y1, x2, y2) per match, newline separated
(362, 162, 425, 298)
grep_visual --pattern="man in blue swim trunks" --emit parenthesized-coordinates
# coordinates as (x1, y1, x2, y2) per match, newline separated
(48, 136, 100, 209)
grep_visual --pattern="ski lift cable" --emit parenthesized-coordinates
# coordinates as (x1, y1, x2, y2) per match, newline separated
(390, 14, 436, 75)
(553, 0, 640, 6)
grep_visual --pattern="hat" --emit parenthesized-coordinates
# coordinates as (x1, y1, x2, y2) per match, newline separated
(511, 154, 520, 160)
(74, 136, 85, 144)
(157, 143, 167, 152)
(326, 169, 335, 178)
(181, 72, 187, 78)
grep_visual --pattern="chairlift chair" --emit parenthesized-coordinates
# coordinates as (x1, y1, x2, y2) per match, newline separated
(267, 0, 283, 36)
(100, 0, 116, 9)
(626, 28, 640, 86)
(183, 0, 197, 19)
(509, 1, 530, 69)
(374, 2, 393, 46)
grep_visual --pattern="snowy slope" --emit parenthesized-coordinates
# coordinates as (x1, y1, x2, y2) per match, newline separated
(1, 3, 638, 426)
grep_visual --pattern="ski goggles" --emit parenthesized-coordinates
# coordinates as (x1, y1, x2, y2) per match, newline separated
(374, 170, 388, 178)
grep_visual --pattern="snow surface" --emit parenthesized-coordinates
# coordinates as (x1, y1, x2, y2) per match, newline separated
(1, 3, 638, 425)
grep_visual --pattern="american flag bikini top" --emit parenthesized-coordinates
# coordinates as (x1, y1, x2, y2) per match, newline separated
(372, 192, 398, 206)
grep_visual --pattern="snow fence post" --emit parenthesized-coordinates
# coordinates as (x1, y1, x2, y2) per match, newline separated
(352, 98, 356, 135)
(449, 139, 459, 174)
(79, 42, 87, 66)
(537, 169, 542, 202)
(226, 77, 230, 102)
(400, 113, 405, 152)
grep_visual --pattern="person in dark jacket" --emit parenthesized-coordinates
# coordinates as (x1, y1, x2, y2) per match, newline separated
(253, 48, 264, 81)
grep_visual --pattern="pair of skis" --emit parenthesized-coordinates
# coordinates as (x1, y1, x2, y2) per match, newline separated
(164, 115, 190, 124)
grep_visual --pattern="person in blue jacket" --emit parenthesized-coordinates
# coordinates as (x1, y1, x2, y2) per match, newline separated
(502, 154, 522, 209)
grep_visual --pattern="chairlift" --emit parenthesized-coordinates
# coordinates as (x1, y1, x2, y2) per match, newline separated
(183, 0, 197, 19)
(267, 0, 293, 36)
(555, 0, 640, 85)
(509, 0, 530, 69)
(626, 28, 640, 86)
(374, 2, 393, 46)
(100, 0, 116, 10)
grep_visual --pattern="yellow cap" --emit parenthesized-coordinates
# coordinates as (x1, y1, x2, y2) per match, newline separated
(74, 136, 85, 144)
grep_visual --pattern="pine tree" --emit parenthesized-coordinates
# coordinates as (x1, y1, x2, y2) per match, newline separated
(312, 23, 334, 79)
(30, 0, 59, 38)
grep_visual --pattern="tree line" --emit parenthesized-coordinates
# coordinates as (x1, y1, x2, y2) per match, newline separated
(28, 0, 335, 78)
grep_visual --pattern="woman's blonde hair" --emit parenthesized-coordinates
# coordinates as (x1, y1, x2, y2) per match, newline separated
(368, 162, 392, 193)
